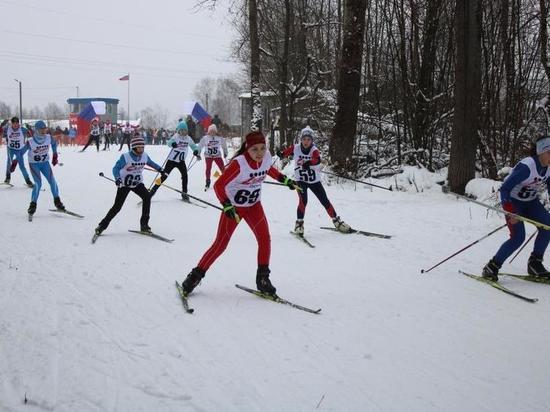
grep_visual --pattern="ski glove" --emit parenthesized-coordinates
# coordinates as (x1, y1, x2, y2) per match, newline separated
(52, 153, 58, 166)
(193, 150, 202, 161)
(115, 177, 123, 187)
(159, 169, 168, 181)
(222, 200, 239, 222)
(281, 176, 299, 191)
(171, 142, 178, 148)
(9, 159, 17, 172)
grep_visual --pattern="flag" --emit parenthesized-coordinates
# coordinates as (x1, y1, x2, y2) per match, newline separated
(119, 74, 129, 81)
(182, 101, 212, 128)
(76, 101, 106, 143)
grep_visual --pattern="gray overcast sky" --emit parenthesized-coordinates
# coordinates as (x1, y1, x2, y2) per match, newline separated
(0, 0, 239, 120)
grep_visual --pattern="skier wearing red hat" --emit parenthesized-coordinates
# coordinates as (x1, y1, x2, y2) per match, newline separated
(95, 135, 165, 236)
(180, 130, 299, 296)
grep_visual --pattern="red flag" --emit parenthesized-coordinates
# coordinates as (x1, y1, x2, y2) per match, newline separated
(119, 74, 129, 81)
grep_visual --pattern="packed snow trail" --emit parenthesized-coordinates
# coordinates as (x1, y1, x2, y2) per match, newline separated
(1, 146, 550, 411)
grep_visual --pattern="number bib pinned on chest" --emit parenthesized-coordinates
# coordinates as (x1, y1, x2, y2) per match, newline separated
(293, 144, 321, 183)
(28, 135, 52, 163)
(7, 127, 25, 150)
(509, 157, 550, 201)
(120, 152, 149, 187)
(226, 152, 272, 207)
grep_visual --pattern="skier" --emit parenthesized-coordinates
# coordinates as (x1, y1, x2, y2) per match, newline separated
(180, 130, 299, 296)
(95, 135, 166, 235)
(21, 120, 65, 217)
(80, 119, 101, 152)
(197, 124, 228, 190)
(3, 116, 34, 187)
(118, 122, 132, 151)
(149, 121, 200, 202)
(482, 136, 550, 281)
(278, 126, 350, 235)
(103, 120, 112, 150)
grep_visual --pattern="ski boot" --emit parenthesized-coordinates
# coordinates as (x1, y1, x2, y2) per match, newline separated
(294, 219, 304, 235)
(527, 254, 550, 278)
(181, 267, 206, 295)
(205, 179, 211, 190)
(54, 197, 65, 211)
(140, 224, 152, 234)
(181, 193, 190, 203)
(4, 175, 10, 184)
(25, 178, 34, 188)
(94, 224, 105, 236)
(27, 201, 37, 215)
(481, 258, 501, 282)
(332, 216, 351, 233)
(149, 185, 159, 198)
(256, 265, 276, 295)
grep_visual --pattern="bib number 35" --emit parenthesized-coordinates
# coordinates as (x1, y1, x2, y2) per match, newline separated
(234, 189, 260, 205)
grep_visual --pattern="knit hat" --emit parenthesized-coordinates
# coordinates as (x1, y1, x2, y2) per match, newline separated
(131, 135, 145, 150)
(11, 116, 19, 123)
(245, 131, 266, 148)
(34, 120, 47, 130)
(207, 124, 217, 134)
(300, 126, 315, 140)
(176, 121, 188, 131)
(536, 137, 550, 155)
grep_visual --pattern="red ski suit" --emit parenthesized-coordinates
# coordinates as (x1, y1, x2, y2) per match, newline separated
(197, 151, 284, 271)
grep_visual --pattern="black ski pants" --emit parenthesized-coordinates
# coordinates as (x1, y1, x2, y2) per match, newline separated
(99, 183, 151, 229)
(119, 133, 131, 151)
(157, 160, 188, 193)
(297, 181, 336, 220)
(82, 135, 100, 151)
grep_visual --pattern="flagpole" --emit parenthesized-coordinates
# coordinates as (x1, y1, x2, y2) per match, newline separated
(127, 73, 130, 123)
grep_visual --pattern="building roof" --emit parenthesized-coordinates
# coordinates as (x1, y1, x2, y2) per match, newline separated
(67, 97, 120, 104)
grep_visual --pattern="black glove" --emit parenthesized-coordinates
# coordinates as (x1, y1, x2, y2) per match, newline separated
(193, 150, 202, 160)
(302, 160, 311, 170)
(276, 150, 283, 158)
(159, 169, 168, 181)
(281, 176, 298, 191)
(222, 200, 239, 221)
(171, 142, 178, 148)
(115, 177, 123, 187)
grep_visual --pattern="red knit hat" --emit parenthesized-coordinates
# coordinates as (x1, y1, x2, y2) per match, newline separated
(245, 131, 266, 148)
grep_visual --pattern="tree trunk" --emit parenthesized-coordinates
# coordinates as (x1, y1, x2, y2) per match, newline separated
(329, 0, 368, 171)
(448, 0, 481, 194)
(279, 0, 291, 147)
(249, 0, 262, 132)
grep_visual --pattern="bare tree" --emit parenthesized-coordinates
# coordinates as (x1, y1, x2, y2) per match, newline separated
(448, 0, 481, 194)
(329, 0, 368, 171)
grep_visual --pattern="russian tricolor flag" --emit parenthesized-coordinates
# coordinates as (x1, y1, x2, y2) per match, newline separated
(76, 101, 106, 142)
(183, 101, 211, 128)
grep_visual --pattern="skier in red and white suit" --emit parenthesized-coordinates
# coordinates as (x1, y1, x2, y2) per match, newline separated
(180, 130, 299, 296)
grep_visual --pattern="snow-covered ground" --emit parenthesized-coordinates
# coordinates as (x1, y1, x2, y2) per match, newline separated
(1, 145, 550, 412)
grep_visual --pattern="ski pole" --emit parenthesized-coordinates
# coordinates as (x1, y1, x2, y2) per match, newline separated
(452, 192, 550, 231)
(509, 231, 536, 263)
(158, 181, 241, 223)
(148, 152, 171, 190)
(321, 170, 393, 191)
(99, 172, 115, 183)
(420, 224, 507, 274)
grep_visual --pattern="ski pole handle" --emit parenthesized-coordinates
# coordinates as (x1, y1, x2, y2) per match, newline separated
(98, 172, 115, 183)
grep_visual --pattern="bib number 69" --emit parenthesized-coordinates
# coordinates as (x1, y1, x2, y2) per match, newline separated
(234, 189, 260, 205)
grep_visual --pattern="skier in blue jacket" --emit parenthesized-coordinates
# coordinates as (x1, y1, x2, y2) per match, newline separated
(95, 135, 165, 235)
(482, 136, 550, 280)
(20, 120, 65, 217)
(4, 116, 34, 187)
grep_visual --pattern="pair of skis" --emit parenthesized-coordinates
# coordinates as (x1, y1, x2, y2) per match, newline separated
(29, 208, 84, 222)
(175, 281, 321, 315)
(291, 226, 392, 248)
(92, 229, 174, 244)
(459, 270, 550, 303)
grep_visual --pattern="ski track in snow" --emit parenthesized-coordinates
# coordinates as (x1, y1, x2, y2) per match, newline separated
(1, 146, 550, 411)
